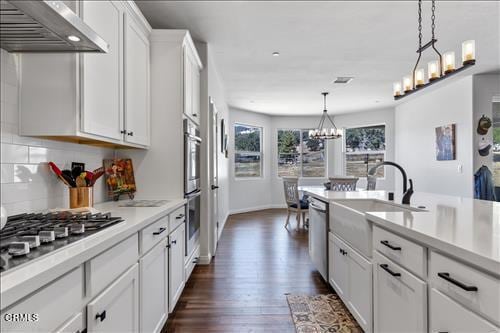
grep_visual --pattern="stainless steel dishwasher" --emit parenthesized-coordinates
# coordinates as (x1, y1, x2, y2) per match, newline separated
(308, 197, 328, 281)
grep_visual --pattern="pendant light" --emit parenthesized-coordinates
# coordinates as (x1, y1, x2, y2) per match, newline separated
(393, 0, 476, 100)
(309, 92, 342, 140)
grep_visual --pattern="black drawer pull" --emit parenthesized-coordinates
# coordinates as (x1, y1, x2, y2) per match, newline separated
(437, 272, 478, 292)
(175, 214, 185, 219)
(95, 310, 106, 322)
(380, 264, 401, 277)
(380, 240, 401, 251)
(153, 227, 166, 235)
(339, 248, 347, 255)
(172, 240, 177, 245)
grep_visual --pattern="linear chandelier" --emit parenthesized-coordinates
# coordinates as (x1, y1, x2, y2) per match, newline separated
(393, 0, 476, 100)
(309, 92, 342, 140)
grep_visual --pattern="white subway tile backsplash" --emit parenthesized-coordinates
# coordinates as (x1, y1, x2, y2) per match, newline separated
(1, 143, 29, 163)
(0, 49, 114, 216)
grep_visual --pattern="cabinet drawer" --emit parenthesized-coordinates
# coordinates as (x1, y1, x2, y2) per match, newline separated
(430, 288, 498, 333)
(1, 266, 83, 333)
(169, 205, 186, 232)
(373, 226, 426, 278)
(373, 251, 427, 333)
(141, 215, 169, 255)
(87, 234, 139, 298)
(185, 244, 200, 281)
(429, 251, 500, 326)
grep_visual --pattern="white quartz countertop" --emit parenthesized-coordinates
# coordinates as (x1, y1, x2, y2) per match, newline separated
(300, 186, 500, 276)
(0, 198, 186, 310)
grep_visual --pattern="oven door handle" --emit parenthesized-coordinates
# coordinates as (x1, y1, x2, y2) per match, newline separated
(185, 190, 202, 199)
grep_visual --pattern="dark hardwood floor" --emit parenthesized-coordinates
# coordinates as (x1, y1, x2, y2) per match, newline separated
(163, 209, 331, 332)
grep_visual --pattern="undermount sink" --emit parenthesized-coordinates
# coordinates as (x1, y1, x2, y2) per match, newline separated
(330, 199, 424, 258)
(333, 199, 425, 214)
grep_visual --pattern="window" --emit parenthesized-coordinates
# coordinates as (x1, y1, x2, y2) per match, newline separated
(234, 124, 262, 178)
(345, 125, 386, 178)
(277, 129, 325, 177)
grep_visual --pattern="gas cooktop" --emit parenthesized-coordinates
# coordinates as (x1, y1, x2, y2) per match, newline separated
(0, 211, 123, 273)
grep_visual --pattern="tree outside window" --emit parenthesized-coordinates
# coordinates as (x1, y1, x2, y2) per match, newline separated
(277, 129, 325, 177)
(345, 125, 386, 178)
(234, 124, 262, 178)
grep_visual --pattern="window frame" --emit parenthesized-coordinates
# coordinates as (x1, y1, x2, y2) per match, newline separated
(233, 122, 263, 180)
(276, 128, 327, 179)
(343, 123, 386, 180)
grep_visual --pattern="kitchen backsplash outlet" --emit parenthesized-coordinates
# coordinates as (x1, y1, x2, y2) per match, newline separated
(1, 49, 115, 216)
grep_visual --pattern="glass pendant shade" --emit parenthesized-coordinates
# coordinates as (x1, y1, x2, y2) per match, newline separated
(393, 82, 402, 97)
(462, 40, 475, 65)
(443, 51, 456, 74)
(428, 60, 440, 81)
(403, 75, 413, 92)
(414, 68, 425, 87)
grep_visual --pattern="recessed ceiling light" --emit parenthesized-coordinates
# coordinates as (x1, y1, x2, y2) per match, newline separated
(250, 100, 255, 103)
(333, 77, 354, 84)
(272, 52, 280, 57)
(68, 35, 81, 42)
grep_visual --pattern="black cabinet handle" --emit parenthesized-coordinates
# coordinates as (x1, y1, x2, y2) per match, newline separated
(175, 214, 185, 220)
(211, 185, 219, 190)
(127, 131, 134, 136)
(437, 272, 478, 292)
(193, 114, 198, 117)
(193, 257, 199, 264)
(380, 264, 401, 277)
(380, 240, 402, 251)
(153, 227, 166, 235)
(339, 248, 347, 256)
(172, 240, 177, 245)
(120, 130, 126, 134)
(166, 244, 171, 249)
(95, 310, 106, 322)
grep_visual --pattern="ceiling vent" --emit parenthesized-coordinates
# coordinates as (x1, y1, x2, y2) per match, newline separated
(333, 77, 354, 84)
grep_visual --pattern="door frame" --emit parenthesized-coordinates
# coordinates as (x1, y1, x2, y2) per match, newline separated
(209, 97, 219, 256)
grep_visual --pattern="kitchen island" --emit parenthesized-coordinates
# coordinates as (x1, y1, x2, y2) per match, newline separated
(301, 186, 500, 333)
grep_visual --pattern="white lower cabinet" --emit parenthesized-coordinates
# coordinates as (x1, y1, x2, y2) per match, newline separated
(87, 264, 139, 333)
(329, 233, 372, 332)
(54, 312, 84, 333)
(139, 239, 169, 333)
(430, 288, 498, 333)
(169, 223, 186, 313)
(373, 251, 426, 333)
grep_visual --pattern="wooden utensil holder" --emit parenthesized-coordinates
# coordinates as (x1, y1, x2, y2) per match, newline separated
(69, 187, 94, 209)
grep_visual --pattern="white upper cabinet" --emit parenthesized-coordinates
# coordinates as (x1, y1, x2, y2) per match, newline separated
(124, 9, 151, 146)
(81, 0, 123, 141)
(183, 41, 202, 124)
(19, 1, 151, 149)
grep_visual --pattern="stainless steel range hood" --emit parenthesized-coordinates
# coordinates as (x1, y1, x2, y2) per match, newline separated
(0, 0, 109, 53)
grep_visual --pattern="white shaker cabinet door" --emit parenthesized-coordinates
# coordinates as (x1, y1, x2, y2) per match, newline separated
(139, 239, 169, 333)
(81, 0, 123, 141)
(87, 264, 139, 333)
(183, 47, 193, 120)
(169, 223, 186, 313)
(373, 252, 426, 333)
(124, 12, 150, 147)
(329, 233, 349, 300)
(429, 288, 498, 333)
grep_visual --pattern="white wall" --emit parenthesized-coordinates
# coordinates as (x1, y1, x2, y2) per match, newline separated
(395, 75, 474, 197)
(228, 108, 273, 213)
(0, 50, 114, 216)
(229, 108, 396, 211)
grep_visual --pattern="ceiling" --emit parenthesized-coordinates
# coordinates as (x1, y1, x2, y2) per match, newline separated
(137, 1, 500, 116)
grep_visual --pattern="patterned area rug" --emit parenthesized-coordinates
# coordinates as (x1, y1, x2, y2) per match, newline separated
(286, 294, 363, 333)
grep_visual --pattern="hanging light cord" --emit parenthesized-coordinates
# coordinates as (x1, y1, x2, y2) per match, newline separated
(412, 0, 423, 89)
(430, 0, 443, 74)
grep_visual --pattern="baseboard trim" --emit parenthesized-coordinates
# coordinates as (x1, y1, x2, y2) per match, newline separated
(229, 204, 286, 215)
(197, 254, 212, 265)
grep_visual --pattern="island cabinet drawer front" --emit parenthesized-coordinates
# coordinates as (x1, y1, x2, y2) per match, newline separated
(373, 226, 426, 279)
(87, 234, 139, 298)
(430, 288, 499, 333)
(1, 266, 84, 333)
(429, 251, 500, 326)
(169, 206, 186, 232)
(373, 251, 427, 333)
(185, 244, 200, 281)
(141, 215, 169, 254)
